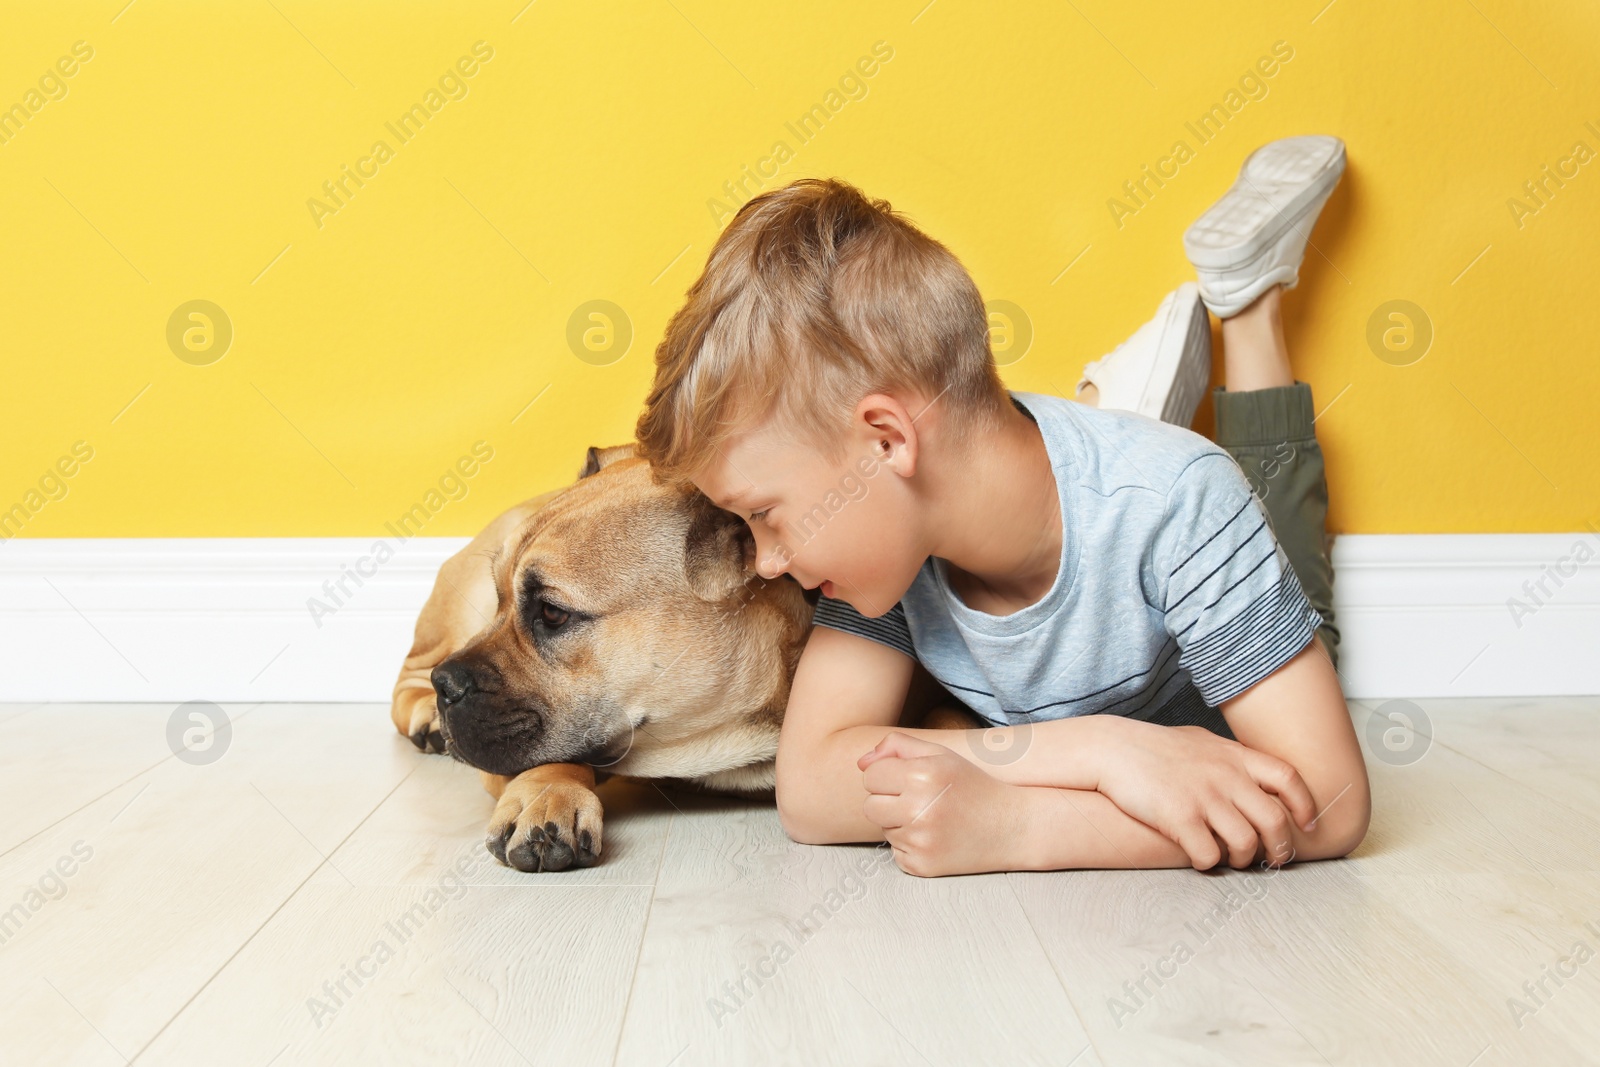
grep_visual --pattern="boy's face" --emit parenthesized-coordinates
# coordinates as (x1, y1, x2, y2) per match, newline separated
(690, 404, 926, 619)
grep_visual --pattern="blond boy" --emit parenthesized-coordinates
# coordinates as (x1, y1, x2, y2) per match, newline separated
(635, 137, 1370, 876)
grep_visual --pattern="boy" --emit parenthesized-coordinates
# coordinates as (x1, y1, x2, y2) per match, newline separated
(635, 136, 1370, 876)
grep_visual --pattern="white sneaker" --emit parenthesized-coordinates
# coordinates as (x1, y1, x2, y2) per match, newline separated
(1183, 135, 1346, 318)
(1075, 282, 1211, 427)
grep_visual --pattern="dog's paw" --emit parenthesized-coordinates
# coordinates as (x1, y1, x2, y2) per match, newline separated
(485, 774, 603, 872)
(402, 696, 447, 755)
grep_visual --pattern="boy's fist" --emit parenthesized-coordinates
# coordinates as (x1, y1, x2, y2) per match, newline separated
(1097, 722, 1313, 870)
(857, 732, 1028, 877)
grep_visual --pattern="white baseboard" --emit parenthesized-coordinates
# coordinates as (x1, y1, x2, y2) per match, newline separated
(1328, 532, 1600, 698)
(0, 537, 470, 704)
(0, 534, 1596, 703)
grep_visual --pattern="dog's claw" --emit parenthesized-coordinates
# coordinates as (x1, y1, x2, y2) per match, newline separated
(408, 726, 447, 754)
(575, 828, 599, 868)
(487, 824, 512, 865)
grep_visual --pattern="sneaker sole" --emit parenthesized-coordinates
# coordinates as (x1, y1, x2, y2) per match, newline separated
(1127, 283, 1210, 425)
(1151, 286, 1211, 426)
(1183, 136, 1346, 271)
(1187, 203, 1330, 308)
(1162, 291, 1212, 425)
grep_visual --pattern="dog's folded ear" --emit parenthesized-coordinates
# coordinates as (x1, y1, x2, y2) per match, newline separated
(683, 494, 756, 603)
(578, 443, 637, 480)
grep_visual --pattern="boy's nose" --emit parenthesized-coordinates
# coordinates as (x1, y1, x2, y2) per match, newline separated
(756, 550, 787, 580)
(754, 537, 791, 580)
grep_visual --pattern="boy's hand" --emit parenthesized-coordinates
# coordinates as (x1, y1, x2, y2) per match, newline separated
(1098, 720, 1317, 870)
(857, 733, 1027, 877)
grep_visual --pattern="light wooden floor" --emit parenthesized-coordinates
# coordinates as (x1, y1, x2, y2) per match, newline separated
(3, 699, 1599, 1066)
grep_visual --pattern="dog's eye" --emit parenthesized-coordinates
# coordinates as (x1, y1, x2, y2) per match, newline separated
(539, 603, 571, 628)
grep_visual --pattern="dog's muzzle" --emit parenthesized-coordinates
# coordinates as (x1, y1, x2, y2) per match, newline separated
(431, 659, 548, 776)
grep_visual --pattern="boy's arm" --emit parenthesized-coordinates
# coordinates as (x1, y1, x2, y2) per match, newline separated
(851, 636, 1369, 876)
(778, 625, 1318, 869)
(1218, 637, 1371, 861)
(775, 625, 1198, 871)
(773, 624, 914, 845)
(856, 734, 1199, 875)
(775, 624, 1159, 845)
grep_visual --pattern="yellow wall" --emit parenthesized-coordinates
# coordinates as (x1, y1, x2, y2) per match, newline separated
(2, 1, 1594, 538)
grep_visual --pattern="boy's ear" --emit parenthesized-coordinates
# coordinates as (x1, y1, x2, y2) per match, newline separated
(578, 443, 637, 479)
(854, 393, 921, 478)
(683, 495, 755, 603)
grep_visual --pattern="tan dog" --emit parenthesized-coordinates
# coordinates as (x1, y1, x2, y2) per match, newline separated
(390, 443, 970, 872)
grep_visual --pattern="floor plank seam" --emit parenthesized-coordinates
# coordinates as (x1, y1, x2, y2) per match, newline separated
(0, 703, 44, 726)
(122, 758, 425, 1065)
(1429, 735, 1600, 831)
(0, 704, 266, 865)
(610, 812, 674, 1067)
(1004, 873, 1102, 1066)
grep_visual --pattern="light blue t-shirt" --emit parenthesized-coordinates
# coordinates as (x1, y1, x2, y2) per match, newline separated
(811, 390, 1322, 737)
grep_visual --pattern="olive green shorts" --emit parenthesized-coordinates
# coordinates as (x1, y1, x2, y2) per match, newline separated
(1212, 381, 1339, 672)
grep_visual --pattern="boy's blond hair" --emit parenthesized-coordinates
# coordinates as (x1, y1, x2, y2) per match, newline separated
(634, 177, 1010, 488)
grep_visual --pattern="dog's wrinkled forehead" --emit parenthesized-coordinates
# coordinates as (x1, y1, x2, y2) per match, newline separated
(494, 457, 698, 613)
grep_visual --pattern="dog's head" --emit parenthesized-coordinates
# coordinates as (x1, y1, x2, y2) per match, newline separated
(432, 444, 814, 779)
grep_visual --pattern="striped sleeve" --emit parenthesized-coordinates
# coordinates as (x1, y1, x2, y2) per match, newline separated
(1155, 452, 1322, 706)
(810, 596, 916, 660)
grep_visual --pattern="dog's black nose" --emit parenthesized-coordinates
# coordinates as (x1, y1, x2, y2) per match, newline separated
(432, 662, 476, 707)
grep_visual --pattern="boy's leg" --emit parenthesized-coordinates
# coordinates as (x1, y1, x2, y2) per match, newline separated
(1184, 135, 1347, 672)
(1072, 283, 1340, 667)
(1214, 285, 1340, 669)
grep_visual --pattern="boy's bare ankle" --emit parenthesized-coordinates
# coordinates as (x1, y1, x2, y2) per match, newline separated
(1237, 281, 1284, 325)
(1221, 284, 1294, 392)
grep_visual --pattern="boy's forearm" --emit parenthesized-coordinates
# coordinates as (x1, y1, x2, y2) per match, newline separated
(779, 676, 1366, 868)
(778, 716, 1140, 847)
(935, 713, 1140, 788)
(779, 725, 1192, 868)
(774, 717, 1078, 844)
(775, 725, 892, 844)
(1221, 642, 1372, 861)
(864, 713, 1126, 790)
(1013, 782, 1193, 870)
(833, 704, 1366, 861)
(825, 714, 1135, 792)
